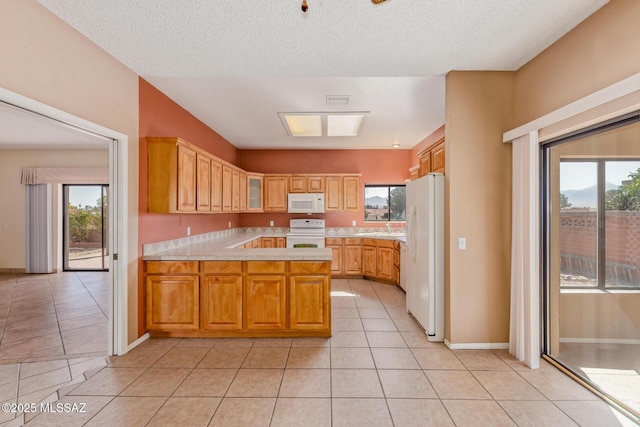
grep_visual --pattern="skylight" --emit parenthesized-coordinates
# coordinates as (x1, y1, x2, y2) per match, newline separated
(278, 112, 369, 138)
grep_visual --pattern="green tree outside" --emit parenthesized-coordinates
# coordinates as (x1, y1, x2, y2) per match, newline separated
(605, 167, 640, 211)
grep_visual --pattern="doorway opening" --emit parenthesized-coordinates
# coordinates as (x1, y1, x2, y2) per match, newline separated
(64, 184, 109, 271)
(542, 112, 640, 418)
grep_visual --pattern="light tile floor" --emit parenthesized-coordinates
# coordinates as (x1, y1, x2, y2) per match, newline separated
(2, 277, 638, 426)
(0, 271, 109, 426)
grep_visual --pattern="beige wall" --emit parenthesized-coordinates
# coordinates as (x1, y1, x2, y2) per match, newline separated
(0, 0, 139, 344)
(0, 150, 108, 269)
(514, 0, 640, 126)
(444, 71, 514, 344)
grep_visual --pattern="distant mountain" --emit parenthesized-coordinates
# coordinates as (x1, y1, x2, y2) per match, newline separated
(562, 182, 618, 208)
(365, 196, 387, 208)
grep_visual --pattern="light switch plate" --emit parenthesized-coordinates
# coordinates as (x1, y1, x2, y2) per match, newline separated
(458, 237, 466, 250)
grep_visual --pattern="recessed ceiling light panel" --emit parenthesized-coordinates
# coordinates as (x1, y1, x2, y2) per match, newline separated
(279, 111, 369, 138)
(327, 114, 363, 136)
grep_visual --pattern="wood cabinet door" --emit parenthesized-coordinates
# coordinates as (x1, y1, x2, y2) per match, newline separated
(325, 176, 342, 211)
(376, 246, 394, 281)
(276, 237, 286, 248)
(210, 159, 223, 212)
(260, 237, 276, 248)
(232, 169, 240, 212)
(418, 152, 431, 177)
(307, 176, 325, 193)
(431, 142, 445, 173)
(247, 175, 263, 212)
(239, 171, 247, 212)
(327, 244, 343, 275)
(200, 275, 243, 330)
(344, 244, 363, 275)
(288, 175, 306, 193)
(196, 153, 211, 212)
(343, 176, 360, 211)
(146, 275, 199, 330)
(222, 165, 232, 212)
(362, 246, 376, 277)
(264, 176, 288, 211)
(245, 275, 287, 330)
(177, 145, 197, 212)
(289, 275, 330, 331)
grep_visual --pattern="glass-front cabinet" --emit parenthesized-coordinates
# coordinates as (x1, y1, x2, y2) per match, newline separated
(247, 174, 263, 212)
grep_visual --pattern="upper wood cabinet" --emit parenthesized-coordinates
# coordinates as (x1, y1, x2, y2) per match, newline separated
(288, 175, 307, 193)
(196, 153, 211, 212)
(416, 137, 445, 178)
(239, 171, 247, 212)
(222, 165, 233, 212)
(325, 176, 342, 211)
(210, 159, 223, 212)
(343, 175, 360, 211)
(147, 137, 197, 213)
(307, 176, 325, 193)
(247, 174, 263, 212)
(264, 175, 288, 212)
(431, 141, 445, 173)
(232, 168, 240, 212)
(148, 137, 362, 214)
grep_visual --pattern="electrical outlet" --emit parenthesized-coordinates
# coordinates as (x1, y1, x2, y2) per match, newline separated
(187, 226, 191, 236)
(352, 220, 356, 226)
(228, 221, 232, 228)
(269, 220, 274, 227)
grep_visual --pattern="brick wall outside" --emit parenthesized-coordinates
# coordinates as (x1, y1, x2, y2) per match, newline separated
(560, 210, 640, 285)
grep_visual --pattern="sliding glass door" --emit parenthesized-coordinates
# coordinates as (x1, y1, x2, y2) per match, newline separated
(543, 115, 640, 417)
(63, 184, 109, 271)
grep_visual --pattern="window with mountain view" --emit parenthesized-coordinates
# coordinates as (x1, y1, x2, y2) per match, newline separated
(364, 185, 406, 221)
(558, 159, 640, 289)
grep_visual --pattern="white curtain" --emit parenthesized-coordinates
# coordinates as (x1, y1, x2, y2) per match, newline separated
(25, 184, 53, 273)
(509, 131, 540, 369)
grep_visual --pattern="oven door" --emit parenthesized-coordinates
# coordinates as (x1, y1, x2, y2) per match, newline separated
(286, 234, 326, 248)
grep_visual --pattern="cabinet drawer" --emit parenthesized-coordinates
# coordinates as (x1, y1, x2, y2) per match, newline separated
(376, 239, 395, 249)
(362, 238, 377, 247)
(344, 238, 361, 246)
(202, 261, 243, 274)
(146, 261, 199, 274)
(325, 238, 343, 246)
(290, 261, 330, 274)
(246, 261, 286, 274)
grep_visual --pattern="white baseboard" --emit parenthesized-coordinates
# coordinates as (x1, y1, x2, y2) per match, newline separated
(127, 333, 150, 352)
(444, 339, 509, 350)
(560, 337, 640, 345)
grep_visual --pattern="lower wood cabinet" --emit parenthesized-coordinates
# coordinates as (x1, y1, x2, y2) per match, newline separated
(290, 262, 330, 331)
(201, 261, 243, 331)
(362, 243, 377, 277)
(146, 274, 199, 331)
(245, 274, 287, 331)
(145, 260, 330, 337)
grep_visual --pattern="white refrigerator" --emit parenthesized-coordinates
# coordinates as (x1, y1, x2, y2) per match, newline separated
(405, 173, 445, 342)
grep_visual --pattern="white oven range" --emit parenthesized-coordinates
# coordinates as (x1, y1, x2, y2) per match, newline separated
(286, 219, 325, 248)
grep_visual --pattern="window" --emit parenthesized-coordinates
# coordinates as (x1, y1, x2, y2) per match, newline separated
(364, 185, 406, 221)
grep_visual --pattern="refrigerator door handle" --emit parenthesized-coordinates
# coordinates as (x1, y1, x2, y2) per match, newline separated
(409, 205, 418, 261)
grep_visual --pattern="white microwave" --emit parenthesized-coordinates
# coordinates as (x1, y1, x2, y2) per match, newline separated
(287, 193, 325, 214)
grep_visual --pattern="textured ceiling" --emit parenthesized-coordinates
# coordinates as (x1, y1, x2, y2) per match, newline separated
(27, 0, 608, 149)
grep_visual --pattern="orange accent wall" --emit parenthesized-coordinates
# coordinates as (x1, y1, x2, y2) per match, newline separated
(138, 78, 241, 335)
(238, 149, 412, 227)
